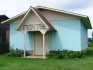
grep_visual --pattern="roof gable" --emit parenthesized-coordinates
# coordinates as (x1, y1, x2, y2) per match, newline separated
(16, 6, 54, 30)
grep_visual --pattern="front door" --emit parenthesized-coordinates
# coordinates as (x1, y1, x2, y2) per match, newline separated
(34, 32, 43, 55)
(34, 31, 50, 55)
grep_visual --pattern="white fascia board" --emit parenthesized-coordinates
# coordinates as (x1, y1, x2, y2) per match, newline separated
(16, 7, 32, 30)
(1, 11, 26, 24)
(36, 6, 88, 18)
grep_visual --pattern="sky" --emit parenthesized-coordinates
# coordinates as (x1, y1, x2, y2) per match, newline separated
(0, 0, 93, 37)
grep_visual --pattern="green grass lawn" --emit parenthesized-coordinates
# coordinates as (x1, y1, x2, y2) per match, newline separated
(0, 46, 93, 70)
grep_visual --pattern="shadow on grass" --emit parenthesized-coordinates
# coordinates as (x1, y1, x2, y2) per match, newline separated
(86, 47, 93, 57)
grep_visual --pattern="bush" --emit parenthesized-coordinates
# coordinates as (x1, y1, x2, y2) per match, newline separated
(5, 48, 31, 57)
(46, 50, 85, 59)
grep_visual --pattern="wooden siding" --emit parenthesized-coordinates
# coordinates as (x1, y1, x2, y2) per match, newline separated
(9, 9, 88, 52)
(10, 22, 34, 50)
(10, 12, 50, 53)
(40, 10, 79, 21)
(80, 21, 88, 50)
(20, 12, 46, 31)
(50, 19, 81, 51)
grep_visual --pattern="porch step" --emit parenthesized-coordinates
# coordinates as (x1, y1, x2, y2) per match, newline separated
(25, 56, 47, 58)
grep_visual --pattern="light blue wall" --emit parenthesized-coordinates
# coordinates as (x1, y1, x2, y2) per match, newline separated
(80, 21, 88, 50)
(10, 22, 34, 51)
(50, 20, 81, 51)
(10, 19, 87, 51)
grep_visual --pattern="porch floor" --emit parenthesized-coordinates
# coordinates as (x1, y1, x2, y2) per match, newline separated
(25, 56, 47, 58)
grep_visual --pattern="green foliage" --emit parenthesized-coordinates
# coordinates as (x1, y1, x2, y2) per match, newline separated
(0, 47, 93, 70)
(46, 50, 85, 59)
(88, 42, 93, 47)
(5, 48, 31, 57)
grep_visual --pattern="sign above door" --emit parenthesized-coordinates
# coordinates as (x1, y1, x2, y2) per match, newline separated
(23, 23, 46, 31)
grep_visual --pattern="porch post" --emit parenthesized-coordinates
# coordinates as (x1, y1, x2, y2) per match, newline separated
(40, 29, 48, 59)
(43, 34, 45, 59)
(24, 32, 27, 57)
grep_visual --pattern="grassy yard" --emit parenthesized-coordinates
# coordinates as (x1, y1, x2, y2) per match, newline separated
(0, 45, 93, 70)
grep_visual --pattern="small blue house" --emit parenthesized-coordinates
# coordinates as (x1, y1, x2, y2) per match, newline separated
(2, 6, 92, 58)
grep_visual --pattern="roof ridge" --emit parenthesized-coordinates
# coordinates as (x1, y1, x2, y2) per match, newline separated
(36, 6, 88, 18)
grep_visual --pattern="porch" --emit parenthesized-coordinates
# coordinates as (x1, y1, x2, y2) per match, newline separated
(23, 31, 51, 59)
(17, 6, 55, 59)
